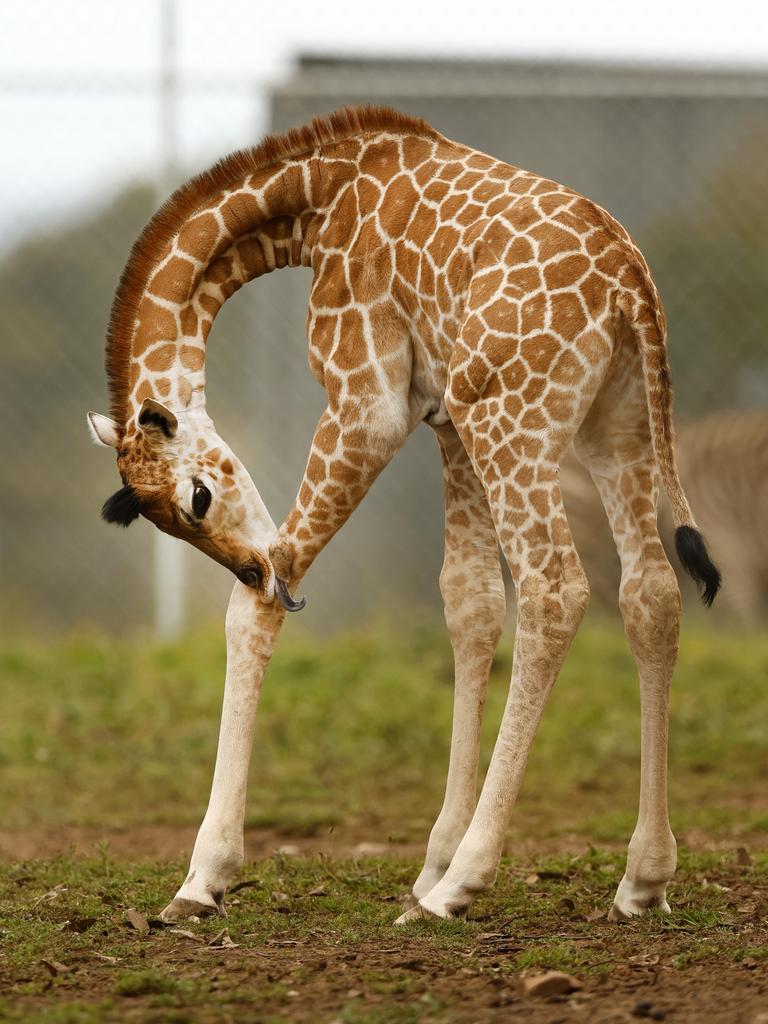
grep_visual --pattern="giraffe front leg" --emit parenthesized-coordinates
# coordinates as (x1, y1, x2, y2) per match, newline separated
(159, 584, 284, 922)
(269, 395, 410, 591)
(411, 425, 506, 902)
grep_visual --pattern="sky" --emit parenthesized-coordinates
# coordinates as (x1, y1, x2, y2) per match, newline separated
(1, 0, 767, 247)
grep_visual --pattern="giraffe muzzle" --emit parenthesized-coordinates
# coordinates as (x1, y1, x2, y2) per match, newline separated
(235, 562, 307, 612)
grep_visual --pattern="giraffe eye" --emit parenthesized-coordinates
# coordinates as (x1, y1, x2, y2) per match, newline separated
(192, 484, 212, 519)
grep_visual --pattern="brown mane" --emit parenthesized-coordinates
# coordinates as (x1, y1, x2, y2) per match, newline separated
(105, 105, 439, 431)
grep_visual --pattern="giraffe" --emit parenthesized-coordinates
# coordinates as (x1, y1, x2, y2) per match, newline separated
(87, 106, 721, 925)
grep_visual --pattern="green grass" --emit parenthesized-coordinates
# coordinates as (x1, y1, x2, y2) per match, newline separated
(1, 618, 767, 1020)
(1, 617, 767, 839)
(0, 849, 765, 1023)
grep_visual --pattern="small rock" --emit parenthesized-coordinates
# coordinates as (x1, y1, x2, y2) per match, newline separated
(208, 928, 238, 948)
(521, 970, 582, 998)
(274, 845, 300, 856)
(124, 909, 149, 934)
(632, 1001, 666, 1020)
(61, 917, 97, 933)
(632, 1000, 653, 1018)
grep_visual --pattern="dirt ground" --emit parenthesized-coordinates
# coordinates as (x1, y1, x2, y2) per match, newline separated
(1, 826, 766, 1024)
(11, 930, 766, 1024)
(2, 823, 766, 862)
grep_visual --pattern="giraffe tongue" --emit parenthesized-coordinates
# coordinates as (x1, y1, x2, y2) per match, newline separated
(275, 577, 307, 612)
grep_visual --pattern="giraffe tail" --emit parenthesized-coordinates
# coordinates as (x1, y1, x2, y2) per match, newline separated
(618, 285, 722, 607)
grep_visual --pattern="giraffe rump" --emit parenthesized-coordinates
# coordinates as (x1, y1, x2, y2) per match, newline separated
(104, 105, 439, 434)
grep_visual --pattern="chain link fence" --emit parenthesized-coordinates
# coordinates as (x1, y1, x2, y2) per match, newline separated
(2, 55, 767, 636)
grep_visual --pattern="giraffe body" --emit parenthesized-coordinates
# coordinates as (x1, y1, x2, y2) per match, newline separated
(88, 107, 719, 924)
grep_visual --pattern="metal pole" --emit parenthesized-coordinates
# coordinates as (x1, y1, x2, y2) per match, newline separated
(153, 0, 185, 639)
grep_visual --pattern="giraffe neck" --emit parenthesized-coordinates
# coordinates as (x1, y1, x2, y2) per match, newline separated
(120, 156, 339, 429)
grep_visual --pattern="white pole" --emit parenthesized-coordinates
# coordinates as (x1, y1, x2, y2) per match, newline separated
(153, 0, 185, 639)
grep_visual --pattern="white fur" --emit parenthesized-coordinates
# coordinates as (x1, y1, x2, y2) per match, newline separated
(159, 583, 284, 921)
(87, 411, 119, 448)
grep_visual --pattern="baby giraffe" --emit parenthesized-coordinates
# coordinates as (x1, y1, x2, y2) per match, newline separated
(88, 106, 720, 925)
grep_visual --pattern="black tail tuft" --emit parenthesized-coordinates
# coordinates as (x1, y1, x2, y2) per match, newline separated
(675, 525, 722, 607)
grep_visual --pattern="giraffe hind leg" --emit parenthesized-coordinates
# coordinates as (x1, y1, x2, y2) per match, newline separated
(398, 373, 607, 920)
(574, 339, 679, 920)
(401, 448, 589, 920)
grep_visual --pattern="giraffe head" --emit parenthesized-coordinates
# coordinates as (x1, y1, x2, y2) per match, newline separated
(87, 398, 305, 611)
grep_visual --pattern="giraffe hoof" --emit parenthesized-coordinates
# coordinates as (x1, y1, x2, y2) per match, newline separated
(394, 902, 444, 925)
(609, 877, 671, 921)
(608, 899, 670, 922)
(607, 902, 632, 922)
(158, 896, 225, 923)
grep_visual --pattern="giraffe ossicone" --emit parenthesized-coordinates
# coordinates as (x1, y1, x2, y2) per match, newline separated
(88, 105, 720, 926)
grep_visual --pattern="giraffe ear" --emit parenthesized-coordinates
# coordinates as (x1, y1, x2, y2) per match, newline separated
(138, 398, 178, 440)
(87, 411, 120, 448)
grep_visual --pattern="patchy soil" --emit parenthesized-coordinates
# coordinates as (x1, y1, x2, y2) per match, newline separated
(0, 825, 422, 864)
(2, 824, 766, 863)
(0, 846, 766, 1023)
(8, 936, 765, 1024)
(2, 625, 767, 1020)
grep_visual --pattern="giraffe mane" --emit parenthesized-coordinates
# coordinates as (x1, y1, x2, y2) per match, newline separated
(105, 105, 439, 433)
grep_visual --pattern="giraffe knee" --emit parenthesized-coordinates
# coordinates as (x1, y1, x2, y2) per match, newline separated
(518, 564, 590, 639)
(620, 562, 679, 620)
(561, 568, 590, 631)
(440, 565, 506, 651)
(620, 562, 680, 644)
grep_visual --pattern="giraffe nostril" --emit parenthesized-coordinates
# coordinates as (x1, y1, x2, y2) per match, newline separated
(236, 562, 264, 590)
